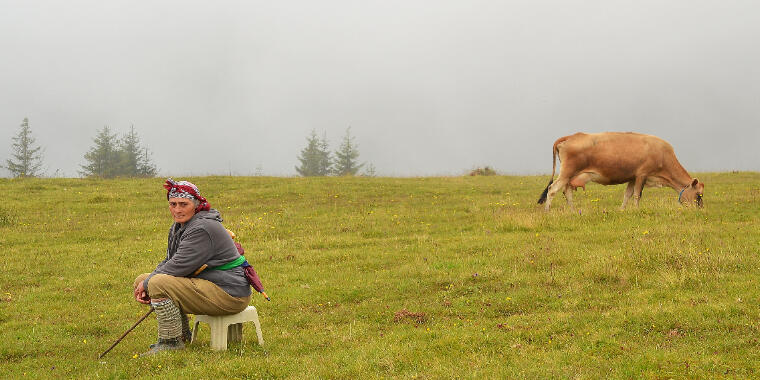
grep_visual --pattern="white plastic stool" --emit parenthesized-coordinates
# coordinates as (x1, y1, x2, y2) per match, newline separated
(191, 306, 264, 350)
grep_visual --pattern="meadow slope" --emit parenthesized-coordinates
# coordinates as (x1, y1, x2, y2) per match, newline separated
(0, 173, 758, 379)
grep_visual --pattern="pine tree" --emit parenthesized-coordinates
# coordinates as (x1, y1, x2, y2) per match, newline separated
(81, 125, 157, 178)
(295, 130, 332, 176)
(318, 132, 332, 175)
(136, 147, 157, 177)
(5, 117, 44, 178)
(125, 126, 157, 177)
(80, 126, 120, 178)
(333, 127, 364, 176)
(118, 125, 141, 177)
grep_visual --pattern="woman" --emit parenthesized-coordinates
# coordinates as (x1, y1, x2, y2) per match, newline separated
(133, 179, 251, 355)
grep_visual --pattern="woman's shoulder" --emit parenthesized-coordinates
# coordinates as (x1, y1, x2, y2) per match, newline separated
(186, 210, 226, 233)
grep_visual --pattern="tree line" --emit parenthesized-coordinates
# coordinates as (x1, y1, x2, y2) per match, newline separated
(4, 118, 375, 178)
(79, 125, 157, 178)
(2, 118, 156, 178)
(295, 127, 375, 177)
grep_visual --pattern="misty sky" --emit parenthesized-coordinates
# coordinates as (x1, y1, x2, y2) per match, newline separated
(1, 1, 758, 177)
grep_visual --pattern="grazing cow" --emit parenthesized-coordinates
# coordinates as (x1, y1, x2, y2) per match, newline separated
(537, 132, 704, 211)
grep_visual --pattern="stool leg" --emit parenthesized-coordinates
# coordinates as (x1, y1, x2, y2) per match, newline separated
(228, 323, 243, 344)
(252, 309, 264, 346)
(191, 320, 200, 344)
(209, 320, 229, 350)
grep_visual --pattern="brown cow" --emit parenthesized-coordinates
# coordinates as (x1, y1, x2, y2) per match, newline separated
(537, 132, 704, 210)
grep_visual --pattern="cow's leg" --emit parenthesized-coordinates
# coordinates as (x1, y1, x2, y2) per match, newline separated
(633, 176, 646, 207)
(621, 182, 635, 209)
(544, 177, 569, 211)
(564, 186, 575, 210)
(563, 173, 594, 212)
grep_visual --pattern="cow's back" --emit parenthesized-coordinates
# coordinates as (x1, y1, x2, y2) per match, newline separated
(557, 132, 674, 184)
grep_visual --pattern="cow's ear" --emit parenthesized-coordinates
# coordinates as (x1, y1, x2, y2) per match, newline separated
(691, 178, 699, 187)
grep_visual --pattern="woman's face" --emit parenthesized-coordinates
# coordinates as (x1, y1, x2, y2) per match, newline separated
(168, 197, 196, 224)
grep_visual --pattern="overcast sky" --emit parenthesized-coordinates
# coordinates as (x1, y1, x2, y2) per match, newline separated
(1, 1, 758, 177)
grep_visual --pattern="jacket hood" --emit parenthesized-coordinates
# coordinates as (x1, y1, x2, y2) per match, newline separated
(195, 208, 223, 223)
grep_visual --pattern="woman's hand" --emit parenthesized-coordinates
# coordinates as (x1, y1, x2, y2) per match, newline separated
(134, 281, 151, 304)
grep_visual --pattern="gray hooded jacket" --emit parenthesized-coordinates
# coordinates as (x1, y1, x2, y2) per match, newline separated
(143, 209, 252, 298)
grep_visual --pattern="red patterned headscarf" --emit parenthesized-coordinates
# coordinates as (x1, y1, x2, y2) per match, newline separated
(163, 178, 210, 212)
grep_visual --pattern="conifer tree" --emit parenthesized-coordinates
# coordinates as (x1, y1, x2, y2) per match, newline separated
(137, 147, 158, 177)
(5, 117, 44, 178)
(333, 127, 364, 176)
(118, 125, 141, 177)
(80, 125, 157, 178)
(80, 126, 120, 178)
(318, 132, 332, 175)
(295, 130, 332, 176)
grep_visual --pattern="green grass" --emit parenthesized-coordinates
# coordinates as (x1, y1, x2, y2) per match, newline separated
(1, 173, 759, 379)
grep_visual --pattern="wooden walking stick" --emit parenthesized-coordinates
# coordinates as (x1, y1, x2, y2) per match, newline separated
(98, 307, 154, 359)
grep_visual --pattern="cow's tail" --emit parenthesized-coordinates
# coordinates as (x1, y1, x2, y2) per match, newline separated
(537, 139, 561, 204)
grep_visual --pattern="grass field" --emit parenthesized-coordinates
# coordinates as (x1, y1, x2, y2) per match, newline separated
(1, 172, 759, 379)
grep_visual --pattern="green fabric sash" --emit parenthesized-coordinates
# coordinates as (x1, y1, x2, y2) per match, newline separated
(210, 255, 246, 271)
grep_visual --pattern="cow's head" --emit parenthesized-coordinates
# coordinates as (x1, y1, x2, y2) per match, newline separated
(680, 178, 704, 208)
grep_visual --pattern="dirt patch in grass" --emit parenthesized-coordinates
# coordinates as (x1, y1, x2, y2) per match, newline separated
(393, 309, 427, 324)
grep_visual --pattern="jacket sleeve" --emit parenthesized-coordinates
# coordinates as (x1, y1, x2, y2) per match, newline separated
(153, 258, 168, 272)
(143, 227, 214, 292)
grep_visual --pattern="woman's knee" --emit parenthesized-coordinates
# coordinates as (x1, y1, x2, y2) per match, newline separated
(146, 274, 173, 296)
(133, 273, 150, 288)
(146, 273, 194, 300)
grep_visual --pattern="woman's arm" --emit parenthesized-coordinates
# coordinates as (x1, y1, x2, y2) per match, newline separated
(142, 228, 214, 289)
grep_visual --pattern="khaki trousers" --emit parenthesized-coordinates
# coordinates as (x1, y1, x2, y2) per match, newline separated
(134, 273, 251, 316)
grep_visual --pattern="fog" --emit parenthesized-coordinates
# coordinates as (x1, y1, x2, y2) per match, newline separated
(1, 1, 758, 177)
